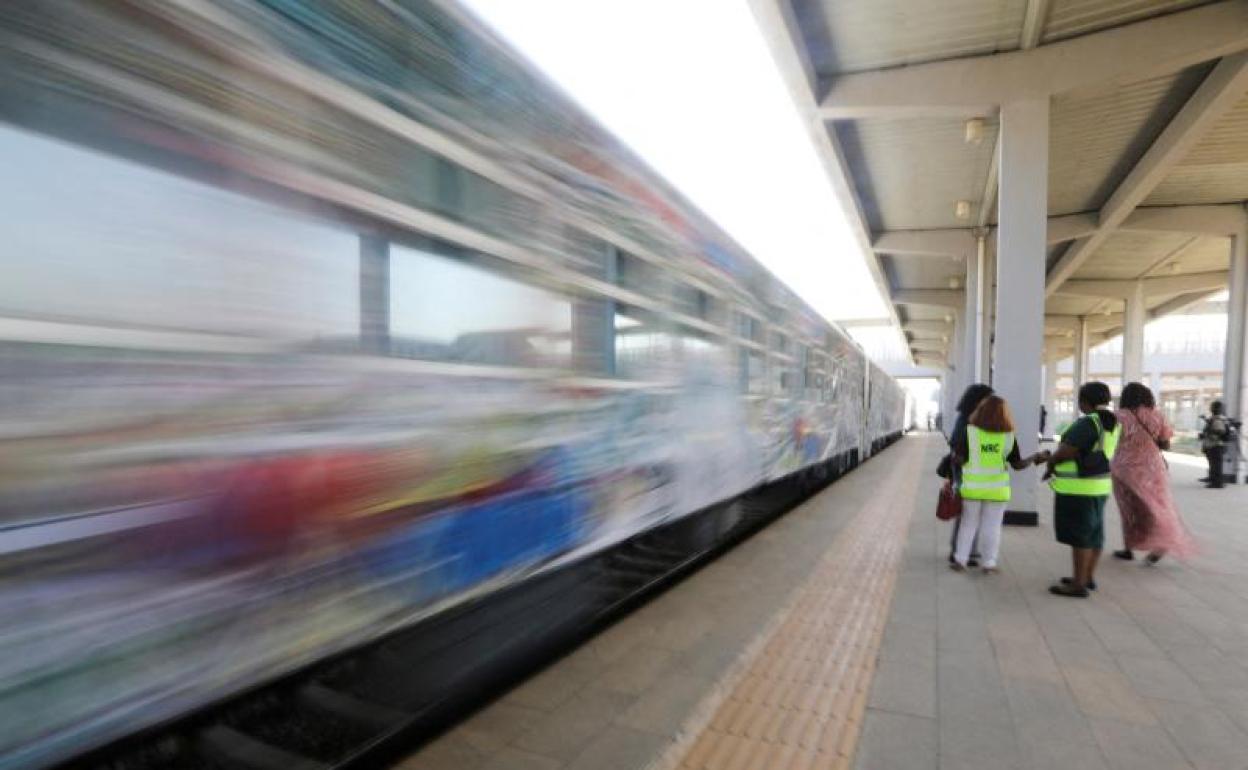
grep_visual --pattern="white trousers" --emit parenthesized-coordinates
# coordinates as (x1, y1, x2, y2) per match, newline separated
(955, 499, 1007, 568)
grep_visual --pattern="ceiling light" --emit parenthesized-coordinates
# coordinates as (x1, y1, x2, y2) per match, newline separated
(964, 117, 985, 145)
(948, 277, 961, 289)
(943, 314, 953, 323)
(1169, 262, 1181, 274)
(955, 200, 971, 220)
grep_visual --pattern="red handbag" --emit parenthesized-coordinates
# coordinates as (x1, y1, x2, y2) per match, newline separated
(936, 479, 962, 521)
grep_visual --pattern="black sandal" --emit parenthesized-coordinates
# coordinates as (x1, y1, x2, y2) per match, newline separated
(1113, 550, 1134, 561)
(1060, 577, 1097, 591)
(1049, 583, 1090, 598)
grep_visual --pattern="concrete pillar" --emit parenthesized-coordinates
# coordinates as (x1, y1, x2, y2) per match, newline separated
(941, 367, 958, 435)
(1043, 360, 1058, 438)
(981, 236, 996, 384)
(1073, 315, 1089, 387)
(1222, 228, 1248, 419)
(359, 235, 390, 354)
(1122, 279, 1146, 385)
(962, 238, 983, 386)
(994, 97, 1049, 525)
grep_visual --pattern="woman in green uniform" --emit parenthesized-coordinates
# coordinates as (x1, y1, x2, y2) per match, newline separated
(1043, 381, 1120, 598)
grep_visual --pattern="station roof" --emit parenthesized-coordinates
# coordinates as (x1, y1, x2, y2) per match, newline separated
(754, 0, 1248, 367)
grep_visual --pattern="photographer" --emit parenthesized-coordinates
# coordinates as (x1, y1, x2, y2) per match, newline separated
(1200, 401, 1231, 488)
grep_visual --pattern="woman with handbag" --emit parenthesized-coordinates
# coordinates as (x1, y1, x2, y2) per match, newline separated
(950, 395, 1047, 573)
(945, 383, 995, 566)
(1110, 382, 1195, 564)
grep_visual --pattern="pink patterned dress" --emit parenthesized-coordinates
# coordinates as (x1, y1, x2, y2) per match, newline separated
(1110, 407, 1196, 557)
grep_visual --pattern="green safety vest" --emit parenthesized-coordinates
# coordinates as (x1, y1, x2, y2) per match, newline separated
(961, 426, 1014, 502)
(1050, 412, 1120, 497)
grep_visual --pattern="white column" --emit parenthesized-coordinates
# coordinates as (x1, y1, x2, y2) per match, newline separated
(994, 97, 1049, 522)
(1043, 360, 1058, 438)
(1122, 279, 1147, 385)
(946, 313, 963, 428)
(1223, 227, 1248, 419)
(981, 235, 996, 384)
(974, 232, 987, 381)
(1073, 315, 1089, 386)
(962, 247, 981, 388)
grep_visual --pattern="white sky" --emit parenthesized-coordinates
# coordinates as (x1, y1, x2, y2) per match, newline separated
(460, 0, 887, 323)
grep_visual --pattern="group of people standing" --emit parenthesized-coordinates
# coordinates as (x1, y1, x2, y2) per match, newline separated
(944, 380, 1196, 598)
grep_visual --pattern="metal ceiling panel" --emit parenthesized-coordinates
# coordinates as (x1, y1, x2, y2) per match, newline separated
(881, 254, 966, 290)
(791, 0, 1027, 76)
(1071, 230, 1195, 280)
(1048, 65, 1212, 216)
(1041, 0, 1217, 43)
(836, 117, 999, 231)
(1178, 236, 1234, 274)
(1145, 93, 1248, 205)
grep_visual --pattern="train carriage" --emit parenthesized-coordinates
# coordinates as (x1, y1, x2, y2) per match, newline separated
(0, 2, 904, 766)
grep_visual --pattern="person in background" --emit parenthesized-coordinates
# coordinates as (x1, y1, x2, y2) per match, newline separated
(1200, 400, 1229, 488)
(1043, 382, 1120, 598)
(1039, 404, 1047, 437)
(1110, 382, 1195, 564)
(950, 395, 1047, 573)
(947, 383, 995, 567)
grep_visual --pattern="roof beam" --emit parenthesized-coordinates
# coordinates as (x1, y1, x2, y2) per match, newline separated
(1046, 52, 1248, 296)
(1149, 289, 1225, 319)
(1057, 271, 1228, 299)
(819, 1, 1248, 119)
(902, 320, 955, 335)
(872, 229, 975, 257)
(1022, 206, 1241, 247)
(892, 289, 963, 309)
(837, 317, 894, 328)
(1044, 315, 1083, 332)
(1047, 213, 1100, 244)
(1122, 205, 1248, 236)
(976, 0, 1047, 226)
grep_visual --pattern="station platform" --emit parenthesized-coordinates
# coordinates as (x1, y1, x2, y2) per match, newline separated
(395, 434, 1248, 770)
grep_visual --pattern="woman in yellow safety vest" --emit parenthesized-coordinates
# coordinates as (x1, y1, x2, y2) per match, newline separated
(1042, 381, 1120, 598)
(951, 395, 1047, 573)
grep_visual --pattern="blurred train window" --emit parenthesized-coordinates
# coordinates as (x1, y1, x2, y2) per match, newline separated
(0, 125, 358, 341)
(771, 331, 790, 355)
(389, 244, 572, 368)
(745, 351, 767, 394)
(614, 311, 678, 380)
(616, 252, 668, 299)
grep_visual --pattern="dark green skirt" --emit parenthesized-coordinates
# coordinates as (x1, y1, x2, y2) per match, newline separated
(1053, 493, 1107, 549)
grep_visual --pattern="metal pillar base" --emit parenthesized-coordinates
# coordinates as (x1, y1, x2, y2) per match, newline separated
(1004, 510, 1039, 527)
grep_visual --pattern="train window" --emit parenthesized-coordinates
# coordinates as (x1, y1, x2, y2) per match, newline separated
(671, 284, 708, 320)
(0, 125, 358, 342)
(616, 252, 669, 298)
(389, 244, 572, 368)
(771, 331, 789, 354)
(745, 351, 767, 394)
(614, 311, 679, 379)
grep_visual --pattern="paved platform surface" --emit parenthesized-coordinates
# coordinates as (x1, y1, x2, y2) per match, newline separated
(395, 434, 1248, 770)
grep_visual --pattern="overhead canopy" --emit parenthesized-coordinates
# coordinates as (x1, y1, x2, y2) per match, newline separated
(752, 0, 1248, 367)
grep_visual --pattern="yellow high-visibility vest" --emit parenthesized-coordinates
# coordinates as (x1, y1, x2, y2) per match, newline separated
(1050, 412, 1120, 497)
(961, 426, 1013, 502)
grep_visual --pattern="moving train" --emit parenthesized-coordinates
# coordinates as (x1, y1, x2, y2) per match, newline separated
(0, 2, 905, 766)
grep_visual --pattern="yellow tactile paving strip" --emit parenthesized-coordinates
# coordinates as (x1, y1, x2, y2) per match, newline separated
(667, 439, 926, 770)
